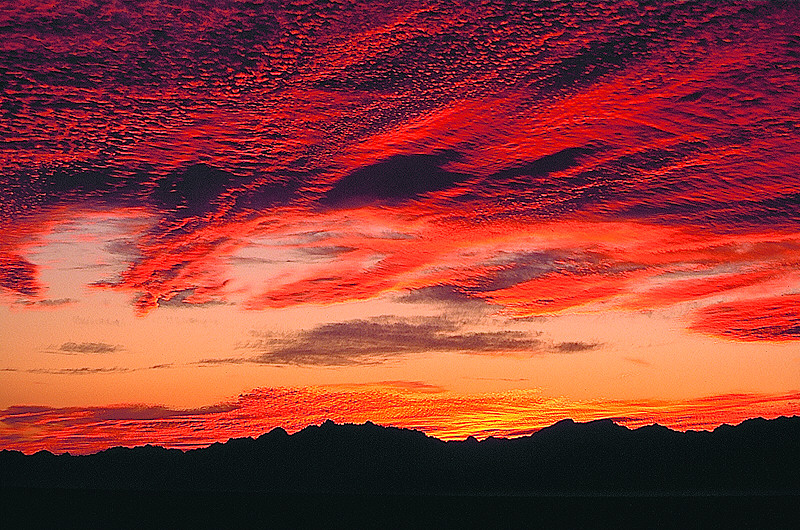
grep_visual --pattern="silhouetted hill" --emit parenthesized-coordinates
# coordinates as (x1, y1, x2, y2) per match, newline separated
(2, 417, 800, 495)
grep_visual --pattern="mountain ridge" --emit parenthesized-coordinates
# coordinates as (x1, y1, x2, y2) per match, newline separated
(2, 416, 799, 495)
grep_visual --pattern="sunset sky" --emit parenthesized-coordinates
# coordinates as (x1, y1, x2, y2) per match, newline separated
(2, 0, 799, 454)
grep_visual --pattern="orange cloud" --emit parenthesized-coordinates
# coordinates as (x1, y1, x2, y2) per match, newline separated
(2, 385, 798, 455)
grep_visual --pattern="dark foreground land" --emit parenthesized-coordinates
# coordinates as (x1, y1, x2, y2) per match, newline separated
(2, 417, 800, 527)
(2, 489, 799, 529)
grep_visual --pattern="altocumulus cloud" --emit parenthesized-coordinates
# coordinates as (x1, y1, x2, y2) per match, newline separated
(58, 342, 120, 354)
(217, 316, 546, 366)
(15, 298, 77, 308)
(0, 364, 173, 375)
(552, 341, 601, 353)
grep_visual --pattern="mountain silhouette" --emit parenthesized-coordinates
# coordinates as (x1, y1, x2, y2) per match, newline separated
(2, 416, 799, 495)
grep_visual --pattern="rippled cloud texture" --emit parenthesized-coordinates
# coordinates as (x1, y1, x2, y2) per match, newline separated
(1, 0, 799, 453)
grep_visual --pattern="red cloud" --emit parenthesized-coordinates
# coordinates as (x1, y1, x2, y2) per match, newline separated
(690, 294, 800, 342)
(1, 0, 798, 342)
(623, 268, 782, 311)
(0, 252, 42, 297)
(481, 270, 644, 317)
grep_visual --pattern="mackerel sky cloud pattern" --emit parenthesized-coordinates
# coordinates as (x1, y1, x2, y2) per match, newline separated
(1, 0, 799, 453)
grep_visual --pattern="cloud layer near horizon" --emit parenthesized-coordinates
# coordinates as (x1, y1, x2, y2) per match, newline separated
(2, 385, 798, 455)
